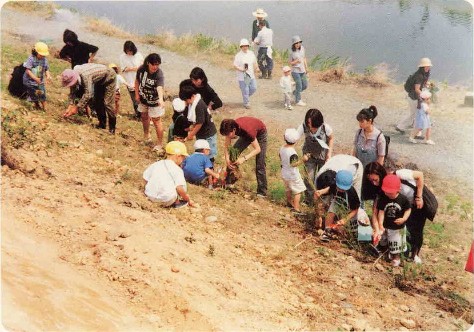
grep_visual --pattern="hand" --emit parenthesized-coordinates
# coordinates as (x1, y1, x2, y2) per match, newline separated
(394, 218, 405, 225)
(188, 200, 195, 207)
(302, 153, 310, 162)
(336, 218, 346, 226)
(314, 190, 322, 199)
(235, 157, 246, 165)
(415, 197, 424, 209)
(63, 105, 78, 117)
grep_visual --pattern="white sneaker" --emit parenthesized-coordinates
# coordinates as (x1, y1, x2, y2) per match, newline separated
(287, 105, 293, 110)
(392, 259, 401, 267)
(296, 100, 307, 106)
(423, 139, 435, 145)
(413, 255, 422, 264)
(244, 103, 251, 109)
(409, 138, 418, 144)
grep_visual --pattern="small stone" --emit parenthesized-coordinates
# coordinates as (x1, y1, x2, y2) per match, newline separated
(400, 305, 410, 312)
(336, 292, 347, 301)
(375, 263, 384, 271)
(95, 149, 103, 155)
(400, 318, 416, 329)
(336, 280, 343, 286)
(205, 216, 218, 223)
(353, 276, 362, 283)
(341, 324, 352, 331)
(119, 232, 131, 238)
(171, 266, 180, 273)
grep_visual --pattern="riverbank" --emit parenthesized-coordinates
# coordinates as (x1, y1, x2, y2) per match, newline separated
(1, 3, 473, 331)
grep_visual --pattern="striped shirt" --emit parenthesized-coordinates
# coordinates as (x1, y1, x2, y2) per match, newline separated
(72, 63, 115, 109)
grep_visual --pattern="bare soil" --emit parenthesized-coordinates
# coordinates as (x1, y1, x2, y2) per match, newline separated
(1, 6, 473, 331)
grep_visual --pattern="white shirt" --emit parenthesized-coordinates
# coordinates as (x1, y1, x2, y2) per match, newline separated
(295, 122, 333, 141)
(119, 52, 144, 88)
(289, 46, 306, 74)
(395, 169, 416, 205)
(279, 146, 303, 181)
(233, 50, 257, 81)
(254, 26, 273, 48)
(280, 75, 294, 94)
(143, 160, 187, 203)
(115, 74, 127, 91)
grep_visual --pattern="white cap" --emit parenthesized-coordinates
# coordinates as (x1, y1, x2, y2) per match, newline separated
(239, 38, 250, 47)
(284, 128, 299, 144)
(282, 66, 291, 72)
(194, 139, 210, 150)
(420, 90, 432, 99)
(172, 98, 186, 112)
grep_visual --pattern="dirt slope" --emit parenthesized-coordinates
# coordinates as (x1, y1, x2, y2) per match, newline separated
(1, 5, 473, 331)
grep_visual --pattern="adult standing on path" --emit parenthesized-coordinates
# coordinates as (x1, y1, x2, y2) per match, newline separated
(61, 63, 117, 134)
(396, 57, 432, 133)
(189, 67, 223, 112)
(220, 117, 268, 197)
(59, 29, 98, 69)
(253, 20, 274, 79)
(233, 38, 258, 109)
(120, 40, 144, 120)
(289, 36, 309, 107)
(251, 8, 270, 42)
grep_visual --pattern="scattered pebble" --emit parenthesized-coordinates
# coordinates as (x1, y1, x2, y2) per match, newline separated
(341, 323, 352, 331)
(171, 266, 180, 273)
(400, 304, 410, 312)
(400, 318, 416, 329)
(205, 215, 218, 223)
(375, 263, 384, 271)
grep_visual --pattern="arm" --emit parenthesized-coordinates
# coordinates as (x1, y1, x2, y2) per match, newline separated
(235, 138, 260, 165)
(314, 186, 330, 199)
(376, 155, 385, 166)
(412, 170, 424, 209)
(207, 86, 222, 110)
(186, 123, 203, 141)
(25, 69, 41, 84)
(224, 136, 232, 167)
(176, 185, 194, 207)
(157, 85, 164, 106)
(326, 134, 334, 160)
(337, 208, 358, 226)
(134, 78, 140, 102)
(205, 168, 220, 179)
(377, 209, 385, 233)
(371, 200, 380, 236)
(394, 208, 411, 226)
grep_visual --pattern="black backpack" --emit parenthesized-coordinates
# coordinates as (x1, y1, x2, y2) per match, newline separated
(8, 63, 27, 99)
(404, 73, 416, 93)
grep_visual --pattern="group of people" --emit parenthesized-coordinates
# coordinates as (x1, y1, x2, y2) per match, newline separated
(15, 10, 437, 267)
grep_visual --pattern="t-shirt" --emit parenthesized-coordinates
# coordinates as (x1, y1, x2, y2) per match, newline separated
(353, 127, 386, 167)
(280, 75, 293, 94)
(192, 99, 217, 139)
(193, 83, 222, 110)
(136, 66, 164, 106)
(376, 192, 411, 230)
(182, 153, 213, 183)
(279, 146, 303, 182)
(289, 46, 306, 74)
(233, 50, 257, 80)
(295, 122, 333, 162)
(59, 41, 99, 69)
(235, 117, 266, 141)
(408, 69, 430, 100)
(143, 159, 186, 203)
(115, 74, 127, 91)
(119, 52, 144, 88)
(394, 169, 417, 205)
(172, 111, 189, 139)
(22, 56, 49, 86)
(329, 185, 361, 212)
(254, 26, 273, 48)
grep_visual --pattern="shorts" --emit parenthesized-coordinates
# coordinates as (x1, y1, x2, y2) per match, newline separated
(381, 227, 407, 254)
(146, 195, 176, 207)
(283, 177, 306, 195)
(138, 104, 165, 118)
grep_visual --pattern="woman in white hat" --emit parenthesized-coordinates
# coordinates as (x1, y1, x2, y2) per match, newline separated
(251, 8, 270, 41)
(396, 57, 432, 133)
(289, 35, 309, 106)
(233, 38, 258, 109)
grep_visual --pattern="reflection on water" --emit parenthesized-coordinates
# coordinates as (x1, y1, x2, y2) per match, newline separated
(443, 8, 473, 28)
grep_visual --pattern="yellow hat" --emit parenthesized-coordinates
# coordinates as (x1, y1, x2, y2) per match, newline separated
(108, 63, 118, 69)
(165, 141, 189, 156)
(34, 42, 49, 56)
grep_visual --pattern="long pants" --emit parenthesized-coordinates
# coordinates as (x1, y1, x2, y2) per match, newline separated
(397, 96, 418, 130)
(238, 79, 257, 105)
(257, 47, 273, 76)
(292, 72, 308, 103)
(406, 207, 427, 256)
(302, 158, 325, 206)
(94, 72, 117, 132)
(127, 89, 140, 118)
(233, 131, 268, 196)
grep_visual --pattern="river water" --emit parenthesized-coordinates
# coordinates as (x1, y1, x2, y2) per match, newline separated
(56, 0, 473, 85)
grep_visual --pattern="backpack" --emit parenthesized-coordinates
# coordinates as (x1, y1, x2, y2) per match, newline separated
(404, 73, 416, 93)
(8, 63, 27, 99)
(400, 179, 438, 221)
(358, 129, 390, 157)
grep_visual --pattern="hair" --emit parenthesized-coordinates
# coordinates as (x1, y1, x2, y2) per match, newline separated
(63, 29, 78, 45)
(32, 48, 38, 57)
(258, 19, 267, 27)
(142, 53, 161, 71)
(284, 139, 295, 145)
(356, 105, 378, 123)
(364, 162, 387, 186)
(219, 119, 238, 136)
(304, 108, 324, 128)
(179, 83, 196, 100)
(189, 67, 208, 85)
(123, 40, 137, 55)
(291, 41, 301, 52)
(316, 170, 336, 190)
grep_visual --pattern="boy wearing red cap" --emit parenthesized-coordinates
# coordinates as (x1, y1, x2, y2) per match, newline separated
(376, 174, 412, 266)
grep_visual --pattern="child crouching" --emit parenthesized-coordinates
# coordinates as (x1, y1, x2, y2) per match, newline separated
(143, 141, 194, 208)
(182, 139, 221, 187)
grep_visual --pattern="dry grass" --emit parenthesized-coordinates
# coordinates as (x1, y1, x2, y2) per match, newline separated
(3, 1, 58, 18)
(85, 16, 135, 39)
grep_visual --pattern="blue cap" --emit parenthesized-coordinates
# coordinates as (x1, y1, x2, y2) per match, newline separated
(335, 170, 353, 190)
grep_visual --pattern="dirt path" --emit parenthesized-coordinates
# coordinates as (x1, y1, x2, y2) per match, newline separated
(2, 6, 473, 331)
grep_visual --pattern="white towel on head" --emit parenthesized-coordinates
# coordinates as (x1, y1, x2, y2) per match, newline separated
(187, 93, 201, 123)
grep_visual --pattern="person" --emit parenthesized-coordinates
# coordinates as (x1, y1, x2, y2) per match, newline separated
(363, 162, 427, 264)
(233, 38, 258, 109)
(135, 53, 165, 151)
(109, 63, 131, 117)
(182, 139, 221, 186)
(318, 170, 361, 241)
(280, 66, 295, 110)
(289, 35, 308, 106)
(179, 82, 218, 161)
(294, 108, 334, 206)
(352, 105, 387, 168)
(279, 128, 309, 215)
(143, 141, 194, 208)
(61, 63, 117, 134)
(168, 97, 189, 142)
(409, 90, 434, 145)
(251, 8, 270, 41)
(253, 20, 274, 79)
(59, 29, 98, 69)
(376, 174, 412, 267)
(396, 57, 432, 133)
(220, 117, 267, 197)
(22, 42, 52, 110)
(189, 67, 222, 112)
(120, 40, 144, 119)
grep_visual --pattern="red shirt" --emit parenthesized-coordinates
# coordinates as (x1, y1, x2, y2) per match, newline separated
(235, 117, 266, 140)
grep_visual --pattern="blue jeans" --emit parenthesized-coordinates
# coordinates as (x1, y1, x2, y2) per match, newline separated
(203, 133, 218, 160)
(292, 72, 308, 103)
(238, 79, 257, 105)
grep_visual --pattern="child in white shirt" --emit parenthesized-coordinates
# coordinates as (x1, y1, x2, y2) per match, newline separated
(280, 66, 295, 110)
(409, 90, 434, 145)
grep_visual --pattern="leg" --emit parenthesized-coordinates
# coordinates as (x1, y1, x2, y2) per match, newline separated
(301, 73, 308, 92)
(406, 209, 427, 259)
(302, 158, 317, 206)
(140, 105, 151, 140)
(255, 132, 268, 196)
(238, 80, 250, 105)
(266, 55, 273, 78)
(151, 117, 163, 147)
(292, 72, 302, 103)
(397, 97, 418, 131)
(104, 81, 117, 133)
(293, 193, 302, 212)
(128, 89, 140, 118)
(94, 84, 107, 129)
(248, 78, 257, 98)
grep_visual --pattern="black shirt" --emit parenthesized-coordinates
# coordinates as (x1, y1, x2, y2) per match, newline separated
(194, 84, 222, 111)
(329, 185, 361, 214)
(59, 41, 99, 69)
(192, 99, 217, 139)
(376, 193, 411, 230)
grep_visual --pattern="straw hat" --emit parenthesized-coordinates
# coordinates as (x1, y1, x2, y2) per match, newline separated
(418, 57, 433, 67)
(252, 8, 268, 18)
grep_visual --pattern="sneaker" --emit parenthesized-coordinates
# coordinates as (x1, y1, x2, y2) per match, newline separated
(395, 126, 405, 133)
(244, 103, 251, 109)
(320, 233, 331, 242)
(296, 100, 307, 106)
(413, 255, 422, 264)
(408, 137, 418, 144)
(392, 259, 401, 267)
(171, 200, 188, 209)
(423, 139, 435, 145)
(287, 105, 293, 110)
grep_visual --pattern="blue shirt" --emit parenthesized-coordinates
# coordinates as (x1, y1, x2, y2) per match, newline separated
(182, 153, 213, 183)
(23, 55, 49, 86)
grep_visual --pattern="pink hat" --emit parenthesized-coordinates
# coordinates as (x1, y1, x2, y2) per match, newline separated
(61, 69, 79, 87)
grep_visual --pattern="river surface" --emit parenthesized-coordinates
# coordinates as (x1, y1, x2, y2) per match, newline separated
(56, 0, 473, 85)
